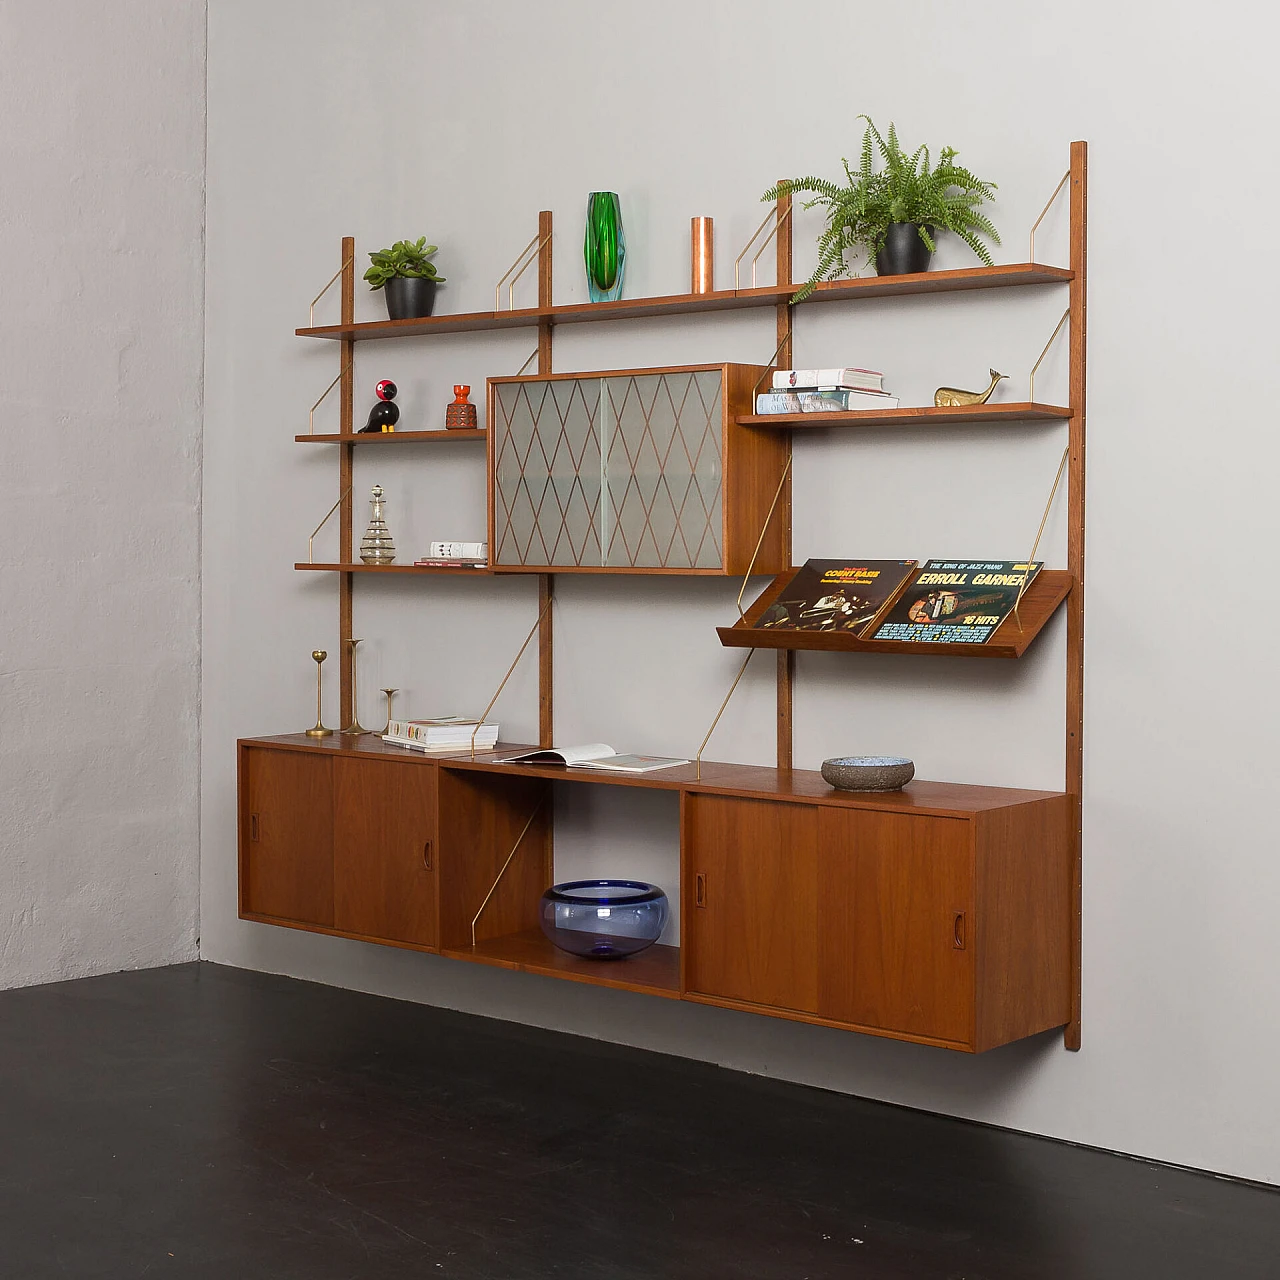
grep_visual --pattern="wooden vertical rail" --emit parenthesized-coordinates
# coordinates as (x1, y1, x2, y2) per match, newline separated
(339, 236, 356, 727)
(774, 184, 795, 771)
(1065, 143, 1087, 1051)
(537, 212, 555, 748)
(537, 210, 553, 373)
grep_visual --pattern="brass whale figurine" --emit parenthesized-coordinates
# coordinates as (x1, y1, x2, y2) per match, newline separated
(934, 368, 1007, 408)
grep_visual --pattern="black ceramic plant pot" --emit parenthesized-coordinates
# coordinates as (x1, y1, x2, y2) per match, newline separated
(874, 223, 934, 276)
(384, 276, 437, 320)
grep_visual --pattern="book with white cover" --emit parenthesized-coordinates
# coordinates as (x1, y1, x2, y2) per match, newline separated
(429, 540, 487, 559)
(772, 367, 883, 392)
(494, 744, 689, 773)
(385, 717, 499, 750)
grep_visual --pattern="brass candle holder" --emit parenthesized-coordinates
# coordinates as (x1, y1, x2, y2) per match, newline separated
(341, 638, 371, 735)
(306, 650, 333, 738)
(380, 688, 398, 735)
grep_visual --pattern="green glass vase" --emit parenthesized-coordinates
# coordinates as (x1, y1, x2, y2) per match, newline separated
(584, 192, 626, 303)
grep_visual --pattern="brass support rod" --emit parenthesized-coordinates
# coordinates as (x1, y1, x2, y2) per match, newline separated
(734, 202, 792, 290)
(495, 231, 552, 312)
(734, 208, 776, 290)
(752, 332, 794, 398)
(1029, 170, 1070, 263)
(470, 799, 545, 945)
(309, 361, 353, 433)
(1013, 443, 1070, 622)
(748, 204, 793, 287)
(695, 649, 756, 780)
(469, 590, 555, 758)
(736, 454, 793, 618)
(515, 346, 540, 377)
(1029, 309, 1070, 403)
(308, 485, 352, 563)
(309, 255, 354, 326)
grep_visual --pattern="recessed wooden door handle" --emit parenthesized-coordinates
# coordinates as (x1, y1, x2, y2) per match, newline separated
(422, 840, 432, 871)
(249, 814, 259, 842)
(953, 911, 966, 950)
(694, 873, 707, 908)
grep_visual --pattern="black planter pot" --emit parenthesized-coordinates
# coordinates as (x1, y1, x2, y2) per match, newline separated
(384, 276, 437, 320)
(874, 223, 934, 276)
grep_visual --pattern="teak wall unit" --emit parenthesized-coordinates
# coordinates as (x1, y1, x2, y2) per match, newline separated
(260, 143, 1088, 1052)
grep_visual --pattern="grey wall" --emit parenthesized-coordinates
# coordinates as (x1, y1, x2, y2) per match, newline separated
(201, 0, 1280, 1183)
(0, 1, 206, 986)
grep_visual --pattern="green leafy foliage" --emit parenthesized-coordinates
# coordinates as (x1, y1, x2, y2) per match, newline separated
(363, 237, 445, 290)
(764, 117, 999, 301)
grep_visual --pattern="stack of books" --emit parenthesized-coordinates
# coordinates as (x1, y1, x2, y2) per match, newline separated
(755, 367, 898, 414)
(414, 539, 488, 569)
(383, 717, 500, 752)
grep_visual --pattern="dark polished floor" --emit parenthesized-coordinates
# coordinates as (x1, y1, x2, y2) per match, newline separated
(0, 964, 1276, 1279)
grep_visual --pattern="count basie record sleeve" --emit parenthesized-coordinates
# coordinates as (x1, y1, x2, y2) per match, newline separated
(754, 560, 917, 633)
(870, 560, 1043, 644)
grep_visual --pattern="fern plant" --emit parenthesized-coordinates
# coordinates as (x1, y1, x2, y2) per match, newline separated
(764, 117, 999, 300)
(363, 237, 445, 290)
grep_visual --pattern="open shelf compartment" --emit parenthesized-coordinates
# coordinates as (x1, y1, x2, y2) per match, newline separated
(441, 930, 681, 998)
(718, 569, 1075, 659)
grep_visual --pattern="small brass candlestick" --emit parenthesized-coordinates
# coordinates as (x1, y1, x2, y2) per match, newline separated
(341, 638, 371, 735)
(380, 688, 398, 735)
(306, 650, 333, 737)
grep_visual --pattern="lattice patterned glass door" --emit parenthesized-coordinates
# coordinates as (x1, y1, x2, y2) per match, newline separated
(603, 370, 723, 568)
(493, 378, 603, 566)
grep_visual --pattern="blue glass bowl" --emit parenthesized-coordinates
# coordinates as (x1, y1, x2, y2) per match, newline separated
(539, 880, 669, 960)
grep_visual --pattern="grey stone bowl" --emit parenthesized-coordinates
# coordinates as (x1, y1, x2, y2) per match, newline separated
(821, 756, 915, 792)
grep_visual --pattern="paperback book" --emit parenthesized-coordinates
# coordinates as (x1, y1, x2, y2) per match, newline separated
(754, 560, 917, 633)
(870, 560, 1043, 644)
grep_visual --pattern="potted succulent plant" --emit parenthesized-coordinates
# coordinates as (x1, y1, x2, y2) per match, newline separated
(363, 237, 445, 320)
(764, 116, 999, 299)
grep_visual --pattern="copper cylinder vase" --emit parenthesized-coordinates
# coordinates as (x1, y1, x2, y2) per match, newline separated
(691, 217, 714, 294)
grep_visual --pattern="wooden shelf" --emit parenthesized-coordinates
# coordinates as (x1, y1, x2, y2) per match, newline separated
(295, 429, 486, 444)
(718, 569, 1074, 660)
(295, 263, 1073, 342)
(737, 402, 1072, 430)
(738, 262, 1073, 304)
(441, 929, 681, 999)
(295, 562, 492, 576)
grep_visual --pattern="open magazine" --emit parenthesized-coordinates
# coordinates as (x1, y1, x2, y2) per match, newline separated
(494, 744, 689, 773)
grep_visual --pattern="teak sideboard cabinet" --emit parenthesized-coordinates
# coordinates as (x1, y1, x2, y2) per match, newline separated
(240, 735, 1070, 1054)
